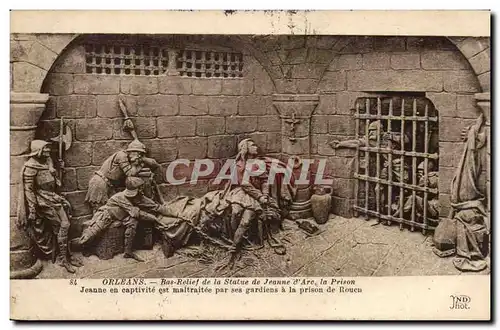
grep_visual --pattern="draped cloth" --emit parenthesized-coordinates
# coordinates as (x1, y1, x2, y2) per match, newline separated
(448, 114, 489, 272)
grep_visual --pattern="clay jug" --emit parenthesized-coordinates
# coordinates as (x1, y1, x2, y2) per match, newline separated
(311, 186, 332, 225)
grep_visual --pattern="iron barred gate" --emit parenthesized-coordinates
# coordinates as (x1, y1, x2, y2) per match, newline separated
(353, 96, 439, 234)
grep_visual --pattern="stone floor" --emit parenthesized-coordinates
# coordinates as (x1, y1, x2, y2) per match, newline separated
(36, 215, 490, 279)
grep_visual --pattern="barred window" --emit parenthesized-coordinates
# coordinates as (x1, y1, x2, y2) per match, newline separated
(85, 44, 169, 76)
(176, 50, 244, 78)
(353, 96, 439, 234)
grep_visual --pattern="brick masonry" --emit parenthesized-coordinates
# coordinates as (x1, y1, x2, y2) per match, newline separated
(18, 35, 488, 224)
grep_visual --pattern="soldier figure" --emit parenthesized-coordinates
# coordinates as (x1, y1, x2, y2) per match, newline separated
(77, 177, 168, 262)
(17, 140, 82, 273)
(85, 140, 160, 212)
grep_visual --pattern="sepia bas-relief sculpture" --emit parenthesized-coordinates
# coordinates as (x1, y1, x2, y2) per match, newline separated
(17, 140, 83, 273)
(433, 113, 489, 272)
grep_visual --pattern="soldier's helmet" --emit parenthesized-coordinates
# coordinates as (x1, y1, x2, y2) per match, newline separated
(124, 177, 145, 198)
(418, 160, 436, 171)
(126, 139, 147, 154)
(368, 121, 381, 131)
(28, 140, 50, 157)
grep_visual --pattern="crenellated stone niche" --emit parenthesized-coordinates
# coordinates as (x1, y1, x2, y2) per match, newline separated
(273, 94, 319, 220)
(10, 92, 49, 279)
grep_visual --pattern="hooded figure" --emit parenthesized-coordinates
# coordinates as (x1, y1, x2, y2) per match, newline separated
(85, 139, 160, 212)
(17, 140, 82, 273)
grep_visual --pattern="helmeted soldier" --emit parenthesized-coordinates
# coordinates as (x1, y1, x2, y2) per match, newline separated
(77, 177, 168, 262)
(85, 140, 160, 212)
(17, 140, 82, 273)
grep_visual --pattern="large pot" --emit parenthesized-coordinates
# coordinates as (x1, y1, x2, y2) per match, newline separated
(310, 186, 333, 225)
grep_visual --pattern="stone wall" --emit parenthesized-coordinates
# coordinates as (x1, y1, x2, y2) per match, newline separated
(308, 37, 484, 217)
(36, 36, 278, 236)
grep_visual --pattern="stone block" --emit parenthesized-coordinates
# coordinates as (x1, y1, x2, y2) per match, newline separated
(439, 193, 451, 218)
(158, 76, 192, 94)
(406, 37, 456, 51)
(177, 137, 208, 159)
(143, 139, 177, 164)
(11, 103, 46, 127)
(318, 71, 347, 92)
(27, 41, 58, 71)
(75, 118, 113, 141)
(179, 95, 209, 115)
(438, 166, 456, 195)
(438, 142, 463, 168)
(347, 70, 444, 92)
(61, 167, 77, 192)
(10, 130, 35, 156)
(10, 155, 28, 185)
(336, 91, 372, 115)
(421, 51, 471, 70)
(91, 141, 129, 166)
(120, 76, 159, 95)
(207, 135, 237, 159)
(221, 79, 253, 95)
(39, 96, 56, 121)
(35, 34, 78, 55)
(274, 79, 299, 94)
(316, 94, 336, 115)
(296, 79, 319, 94)
(97, 95, 137, 118)
(137, 95, 178, 116)
(51, 45, 85, 74)
(207, 96, 238, 116)
(362, 52, 391, 70)
(76, 166, 99, 190)
(12, 62, 46, 93)
(478, 72, 490, 92)
(289, 63, 325, 79)
(390, 53, 421, 70)
(425, 92, 456, 117)
(340, 36, 374, 54)
(329, 54, 362, 70)
(239, 96, 273, 116)
(373, 37, 406, 52)
(253, 75, 275, 95)
(73, 75, 120, 95)
(44, 73, 73, 95)
(285, 48, 307, 64)
(311, 116, 329, 134)
(456, 94, 482, 119)
(439, 117, 476, 142)
(327, 156, 355, 179)
(62, 190, 91, 217)
(306, 48, 333, 64)
(315, 135, 335, 156)
(331, 196, 354, 217)
(226, 116, 258, 134)
(65, 142, 92, 167)
(113, 117, 157, 140)
(468, 49, 490, 75)
(191, 79, 222, 95)
(457, 37, 490, 59)
(196, 117, 225, 136)
(315, 36, 339, 49)
(282, 137, 309, 155)
(157, 116, 196, 138)
(266, 132, 282, 153)
(331, 177, 355, 199)
(257, 115, 281, 132)
(57, 95, 97, 118)
(10, 40, 32, 62)
(328, 115, 355, 135)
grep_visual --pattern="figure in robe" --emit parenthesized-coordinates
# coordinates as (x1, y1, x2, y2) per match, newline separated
(433, 114, 489, 272)
(17, 140, 82, 273)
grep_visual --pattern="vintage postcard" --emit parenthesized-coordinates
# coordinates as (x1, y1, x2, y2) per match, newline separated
(9, 10, 491, 320)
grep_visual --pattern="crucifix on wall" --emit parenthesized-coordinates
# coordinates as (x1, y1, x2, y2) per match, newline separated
(284, 111, 301, 143)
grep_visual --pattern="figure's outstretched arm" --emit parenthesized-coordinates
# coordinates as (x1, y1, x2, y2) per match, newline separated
(329, 138, 364, 149)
